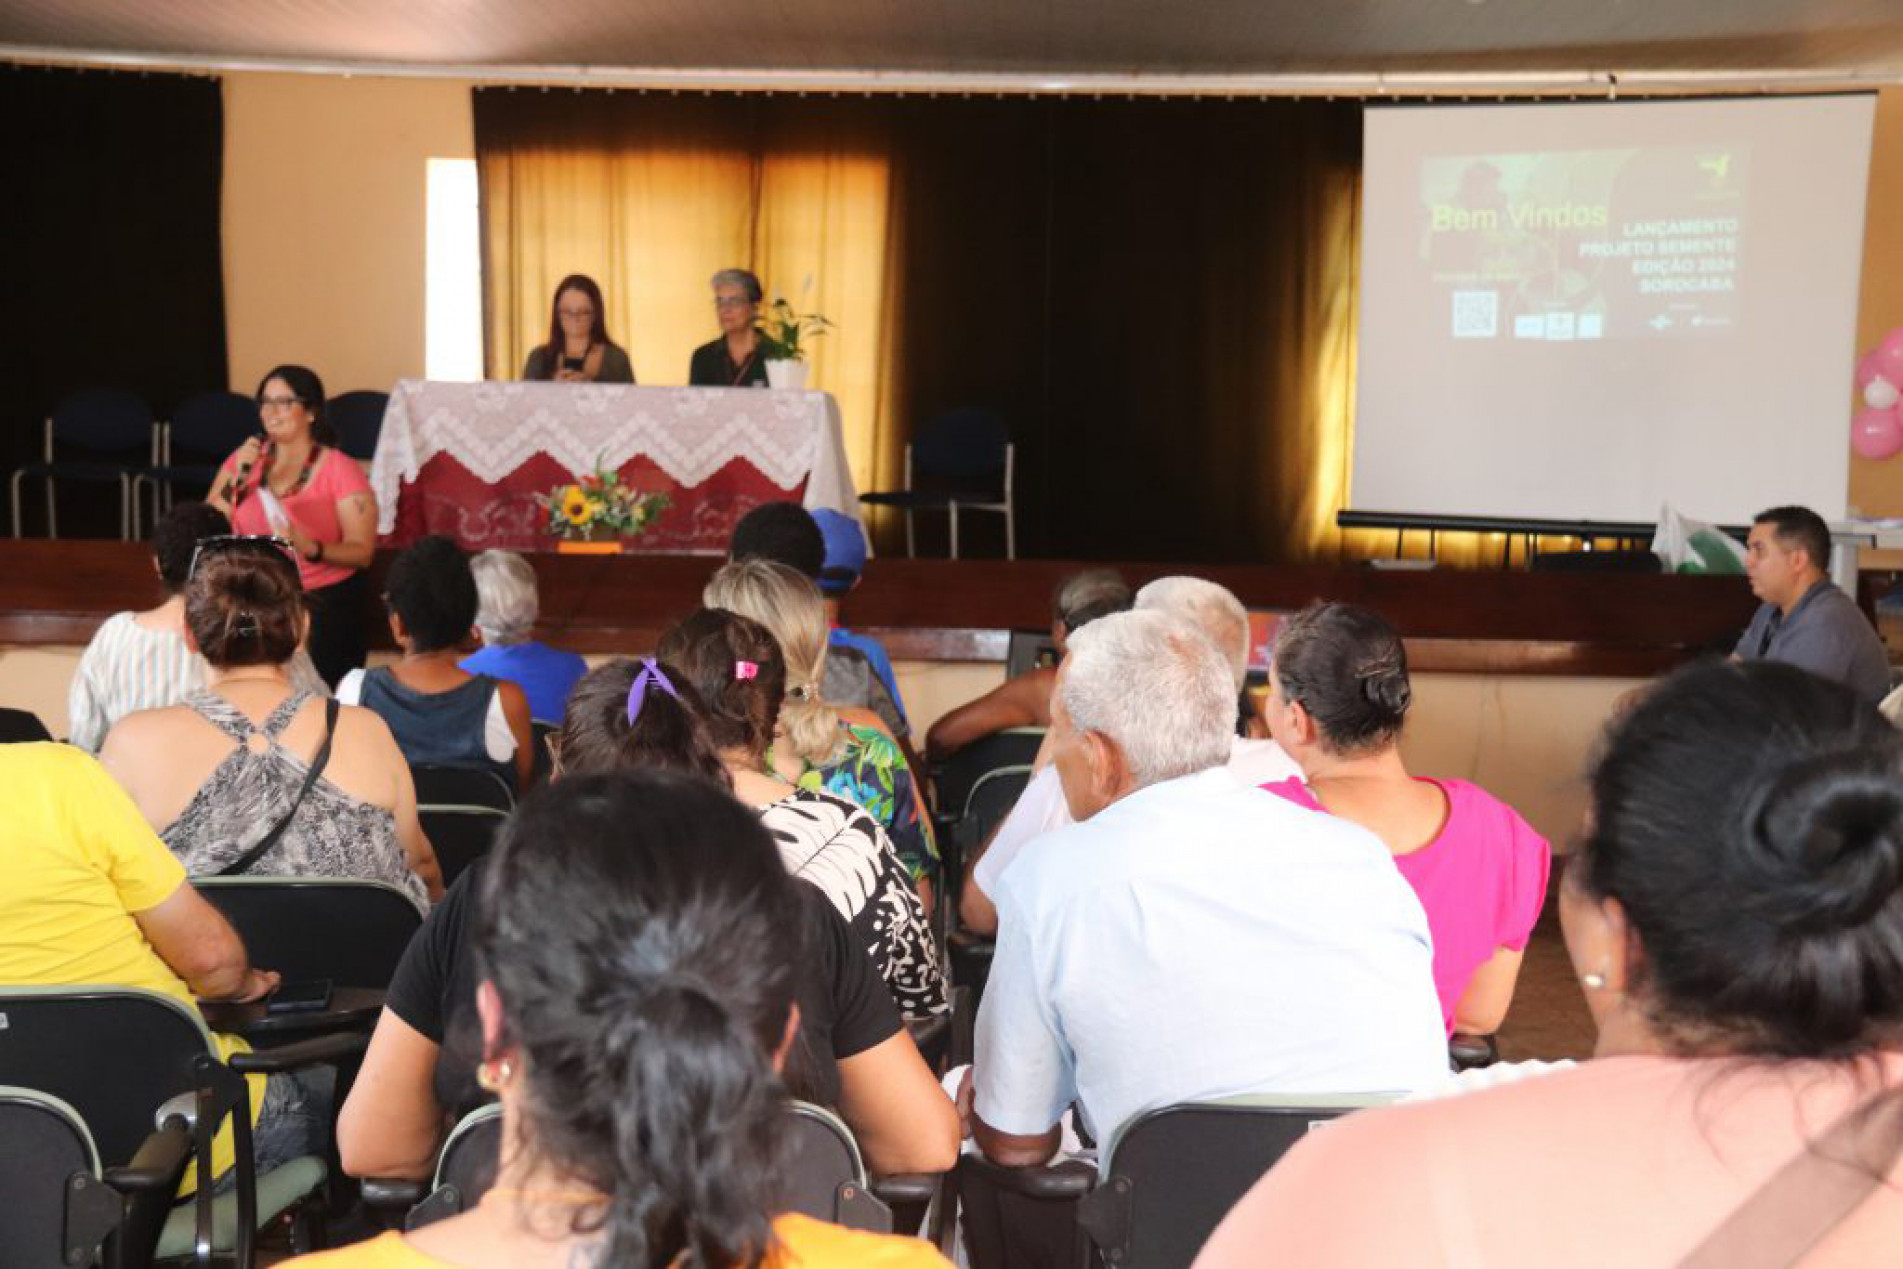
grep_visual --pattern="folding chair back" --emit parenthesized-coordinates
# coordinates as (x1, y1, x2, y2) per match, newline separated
(778, 1101, 890, 1232)
(933, 727, 1045, 828)
(194, 877, 424, 990)
(0, 707, 54, 742)
(413, 765, 515, 887)
(0, 1085, 119, 1269)
(405, 1104, 502, 1228)
(328, 391, 389, 462)
(1078, 1097, 1392, 1267)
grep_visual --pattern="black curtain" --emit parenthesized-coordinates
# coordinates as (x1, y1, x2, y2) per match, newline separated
(0, 64, 228, 538)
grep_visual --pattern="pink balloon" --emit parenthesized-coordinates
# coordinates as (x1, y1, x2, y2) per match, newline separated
(1851, 405, 1903, 460)
(1877, 328, 1903, 386)
(1857, 349, 1885, 389)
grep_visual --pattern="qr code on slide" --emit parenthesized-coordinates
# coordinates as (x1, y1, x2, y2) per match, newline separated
(1452, 290, 1498, 338)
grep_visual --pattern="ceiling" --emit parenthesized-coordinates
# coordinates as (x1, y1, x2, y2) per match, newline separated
(2, 0, 1902, 88)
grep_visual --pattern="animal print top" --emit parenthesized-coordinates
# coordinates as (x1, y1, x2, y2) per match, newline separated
(162, 691, 429, 912)
(760, 787, 947, 1018)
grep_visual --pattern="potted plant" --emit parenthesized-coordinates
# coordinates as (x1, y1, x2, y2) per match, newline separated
(758, 296, 833, 390)
(532, 459, 670, 554)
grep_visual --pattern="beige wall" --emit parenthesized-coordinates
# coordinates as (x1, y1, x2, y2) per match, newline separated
(223, 73, 474, 396)
(1850, 88, 1903, 516)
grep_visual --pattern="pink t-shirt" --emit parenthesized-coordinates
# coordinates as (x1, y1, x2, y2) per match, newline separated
(1195, 1054, 1903, 1268)
(1263, 777, 1549, 1034)
(220, 447, 373, 591)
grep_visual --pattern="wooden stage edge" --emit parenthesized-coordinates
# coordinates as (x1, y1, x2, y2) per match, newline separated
(0, 542, 1760, 678)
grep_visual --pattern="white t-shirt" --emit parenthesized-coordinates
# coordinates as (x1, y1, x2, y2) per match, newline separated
(972, 736, 1302, 899)
(974, 767, 1446, 1145)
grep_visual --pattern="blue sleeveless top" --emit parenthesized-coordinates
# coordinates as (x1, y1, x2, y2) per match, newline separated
(357, 667, 510, 788)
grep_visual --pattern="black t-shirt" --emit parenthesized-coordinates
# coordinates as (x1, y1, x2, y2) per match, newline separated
(383, 857, 899, 1119)
(688, 337, 770, 388)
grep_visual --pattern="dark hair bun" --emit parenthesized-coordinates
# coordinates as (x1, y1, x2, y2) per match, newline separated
(1752, 757, 1903, 934)
(184, 550, 303, 668)
(1273, 602, 1411, 755)
(1359, 662, 1412, 717)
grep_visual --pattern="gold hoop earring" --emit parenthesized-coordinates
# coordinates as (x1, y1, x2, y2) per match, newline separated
(1580, 973, 1607, 991)
(476, 1056, 514, 1092)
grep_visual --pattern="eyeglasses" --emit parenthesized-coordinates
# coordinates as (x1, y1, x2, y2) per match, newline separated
(258, 396, 306, 412)
(188, 534, 300, 581)
(713, 296, 754, 310)
(557, 307, 595, 321)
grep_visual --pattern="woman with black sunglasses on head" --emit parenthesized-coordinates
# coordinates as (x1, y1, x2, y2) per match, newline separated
(209, 364, 379, 686)
(99, 535, 440, 908)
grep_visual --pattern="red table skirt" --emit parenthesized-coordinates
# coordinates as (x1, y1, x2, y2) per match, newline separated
(381, 451, 806, 553)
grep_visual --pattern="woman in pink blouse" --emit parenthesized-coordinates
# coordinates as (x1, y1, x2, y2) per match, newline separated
(1198, 660, 1903, 1267)
(209, 365, 379, 686)
(1259, 602, 1549, 1039)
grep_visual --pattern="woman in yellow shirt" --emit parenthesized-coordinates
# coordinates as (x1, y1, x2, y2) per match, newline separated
(287, 766, 947, 1269)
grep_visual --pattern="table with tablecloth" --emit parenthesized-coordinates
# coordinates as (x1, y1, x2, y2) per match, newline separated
(370, 379, 861, 552)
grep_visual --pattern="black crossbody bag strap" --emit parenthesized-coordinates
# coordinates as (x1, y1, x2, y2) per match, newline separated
(217, 698, 340, 877)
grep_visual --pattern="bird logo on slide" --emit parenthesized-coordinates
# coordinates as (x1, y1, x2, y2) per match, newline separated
(1697, 153, 1732, 187)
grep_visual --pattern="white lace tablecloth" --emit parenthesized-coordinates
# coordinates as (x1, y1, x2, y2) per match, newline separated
(370, 379, 860, 538)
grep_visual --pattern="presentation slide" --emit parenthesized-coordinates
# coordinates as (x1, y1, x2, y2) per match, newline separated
(1355, 96, 1874, 526)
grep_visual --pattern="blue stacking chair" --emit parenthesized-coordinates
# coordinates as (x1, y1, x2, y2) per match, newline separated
(140, 390, 259, 522)
(860, 408, 1015, 559)
(11, 387, 156, 539)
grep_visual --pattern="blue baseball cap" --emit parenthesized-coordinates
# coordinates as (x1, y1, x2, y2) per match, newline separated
(811, 509, 867, 596)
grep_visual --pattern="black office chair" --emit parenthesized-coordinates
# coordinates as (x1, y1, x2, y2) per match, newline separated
(957, 1095, 1393, 1269)
(193, 877, 424, 991)
(328, 391, 390, 463)
(0, 985, 362, 1268)
(860, 408, 1015, 559)
(0, 1085, 122, 1269)
(412, 765, 515, 889)
(139, 390, 258, 521)
(0, 707, 54, 743)
(11, 387, 156, 539)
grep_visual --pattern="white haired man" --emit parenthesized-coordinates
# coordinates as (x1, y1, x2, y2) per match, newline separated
(958, 575, 1301, 934)
(961, 609, 1446, 1181)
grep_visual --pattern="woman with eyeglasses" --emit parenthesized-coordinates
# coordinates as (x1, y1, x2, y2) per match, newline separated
(689, 268, 771, 388)
(520, 274, 635, 384)
(208, 364, 378, 687)
(100, 536, 440, 908)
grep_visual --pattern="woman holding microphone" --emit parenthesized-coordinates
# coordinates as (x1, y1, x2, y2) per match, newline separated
(209, 364, 379, 687)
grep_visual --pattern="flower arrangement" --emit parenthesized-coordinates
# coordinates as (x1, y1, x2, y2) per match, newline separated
(534, 461, 669, 543)
(758, 297, 834, 362)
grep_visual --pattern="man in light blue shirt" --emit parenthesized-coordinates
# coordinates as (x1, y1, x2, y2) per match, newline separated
(966, 608, 1446, 1167)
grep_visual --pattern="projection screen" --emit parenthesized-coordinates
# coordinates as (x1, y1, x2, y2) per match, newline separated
(1353, 95, 1875, 525)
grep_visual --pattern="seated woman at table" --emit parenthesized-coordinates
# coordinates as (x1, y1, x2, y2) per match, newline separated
(1196, 659, 1903, 1267)
(338, 535, 535, 794)
(703, 557, 937, 885)
(1259, 601, 1549, 1040)
(519, 273, 635, 384)
(99, 535, 438, 910)
(208, 364, 378, 687)
(335, 658, 958, 1182)
(688, 267, 771, 388)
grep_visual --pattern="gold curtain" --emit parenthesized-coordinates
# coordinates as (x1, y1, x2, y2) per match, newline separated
(476, 94, 901, 498)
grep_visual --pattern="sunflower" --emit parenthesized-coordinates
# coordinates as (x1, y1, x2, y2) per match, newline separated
(561, 485, 592, 526)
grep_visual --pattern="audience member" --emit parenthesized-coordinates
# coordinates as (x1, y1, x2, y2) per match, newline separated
(959, 575, 1296, 935)
(519, 273, 635, 383)
(100, 536, 438, 908)
(299, 771, 951, 1268)
(1196, 660, 1903, 1266)
(1734, 504, 1890, 701)
(1261, 601, 1550, 1037)
(0, 742, 326, 1186)
(812, 507, 907, 714)
(658, 607, 947, 1018)
(965, 608, 1445, 1171)
(209, 364, 378, 686)
(457, 550, 586, 724)
(339, 658, 958, 1180)
(704, 558, 936, 881)
(728, 501, 910, 740)
(338, 535, 534, 793)
(926, 567, 1130, 762)
(68, 502, 324, 751)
